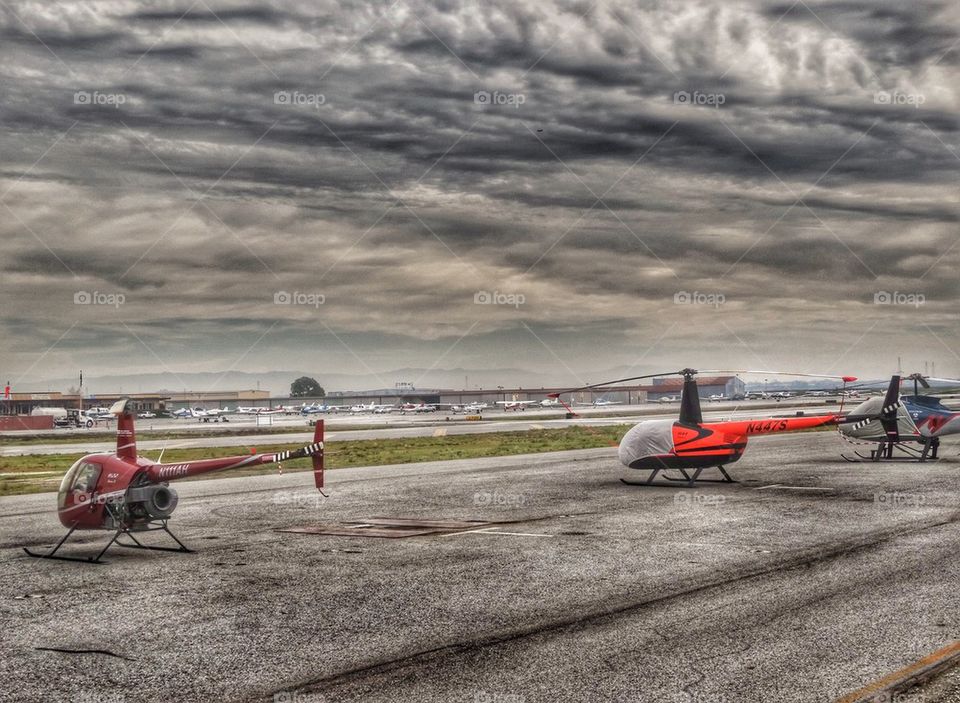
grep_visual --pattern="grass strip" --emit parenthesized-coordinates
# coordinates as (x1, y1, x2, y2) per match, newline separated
(0, 425, 630, 497)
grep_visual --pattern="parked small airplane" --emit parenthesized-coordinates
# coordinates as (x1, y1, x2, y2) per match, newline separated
(592, 398, 621, 407)
(199, 408, 232, 422)
(497, 400, 539, 411)
(301, 403, 341, 414)
(171, 407, 231, 422)
(236, 406, 284, 416)
(275, 405, 304, 415)
(351, 403, 396, 414)
(449, 402, 488, 414)
(400, 403, 437, 414)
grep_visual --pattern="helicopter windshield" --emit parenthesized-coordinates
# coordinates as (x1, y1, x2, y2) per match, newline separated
(57, 458, 101, 509)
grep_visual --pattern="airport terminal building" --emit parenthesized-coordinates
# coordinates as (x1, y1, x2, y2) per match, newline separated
(1, 392, 170, 416)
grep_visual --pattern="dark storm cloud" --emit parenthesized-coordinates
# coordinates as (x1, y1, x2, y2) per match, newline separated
(0, 26, 127, 50)
(764, 1, 959, 67)
(0, 0, 958, 384)
(126, 7, 292, 24)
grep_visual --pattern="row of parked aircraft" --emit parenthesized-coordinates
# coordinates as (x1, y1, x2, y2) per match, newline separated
(648, 388, 869, 404)
(165, 398, 605, 419)
(164, 388, 876, 420)
(693, 389, 865, 403)
(128, 387, 875, 423)
(304, 401, 492, 414)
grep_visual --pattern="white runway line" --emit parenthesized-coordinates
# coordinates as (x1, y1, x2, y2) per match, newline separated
(441, 528, 553, 538)
(754, 484, 835, 491)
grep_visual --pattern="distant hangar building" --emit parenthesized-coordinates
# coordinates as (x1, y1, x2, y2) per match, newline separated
(638, 375, 745, 400)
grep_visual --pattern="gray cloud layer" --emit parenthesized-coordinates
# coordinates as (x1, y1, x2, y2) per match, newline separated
(1, 0, 958, 387)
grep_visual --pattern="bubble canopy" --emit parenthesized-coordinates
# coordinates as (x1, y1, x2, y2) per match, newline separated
(57, 457, 101, 510)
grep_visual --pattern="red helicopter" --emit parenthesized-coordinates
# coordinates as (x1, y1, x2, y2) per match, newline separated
(24, 399, 325, 564)
(549, 368, 862, 486)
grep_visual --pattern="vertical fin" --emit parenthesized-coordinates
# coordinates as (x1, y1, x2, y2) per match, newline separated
(111, 398, 137, 461)
(312, 419, 325, 490)
(879, 375, 901, 442)
(678, 376, 703, 426)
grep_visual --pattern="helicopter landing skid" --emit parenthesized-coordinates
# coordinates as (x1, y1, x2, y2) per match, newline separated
(23, 520, 193, 565)
(841, 438, 939, 463)
(620, 465, 737, 488)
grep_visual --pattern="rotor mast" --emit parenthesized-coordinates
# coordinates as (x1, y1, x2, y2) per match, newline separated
(678, 368, 703, 425)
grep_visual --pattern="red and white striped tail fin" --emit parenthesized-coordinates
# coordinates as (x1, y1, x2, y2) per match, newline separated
(111, 398, 137, 461)
(271, 419, 324, 490)
(311, 419, 325, 490)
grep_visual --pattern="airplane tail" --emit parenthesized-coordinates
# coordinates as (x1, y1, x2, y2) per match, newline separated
(111, 398, 137, 461)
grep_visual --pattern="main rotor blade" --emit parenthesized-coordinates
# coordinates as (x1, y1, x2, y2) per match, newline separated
(697, 369, 857, 382)
(923, 377, 960, 386)
(546, 370, 683, 397)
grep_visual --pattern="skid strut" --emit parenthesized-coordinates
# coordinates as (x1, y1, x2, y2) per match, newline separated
(23, 520, 193, 565)
(621, 465, 736, 488)
(841, 438, 940, 463)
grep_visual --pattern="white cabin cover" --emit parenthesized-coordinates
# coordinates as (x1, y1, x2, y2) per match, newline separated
(843, 398, 919, 440)
(618, 419, 676, 466)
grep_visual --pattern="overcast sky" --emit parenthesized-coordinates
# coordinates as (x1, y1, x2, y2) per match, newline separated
(1, 0, 958, 390)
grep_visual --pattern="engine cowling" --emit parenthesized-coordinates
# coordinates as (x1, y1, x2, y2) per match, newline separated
(126, 484, 179, 519)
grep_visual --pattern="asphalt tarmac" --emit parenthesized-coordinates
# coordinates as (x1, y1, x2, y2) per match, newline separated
(0, 432, 957, 702)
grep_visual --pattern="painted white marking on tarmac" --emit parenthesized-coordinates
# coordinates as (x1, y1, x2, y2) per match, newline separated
(754, 484, 834, 491)
(442, 528, 553, 538)
(432, 428, 447, 437)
